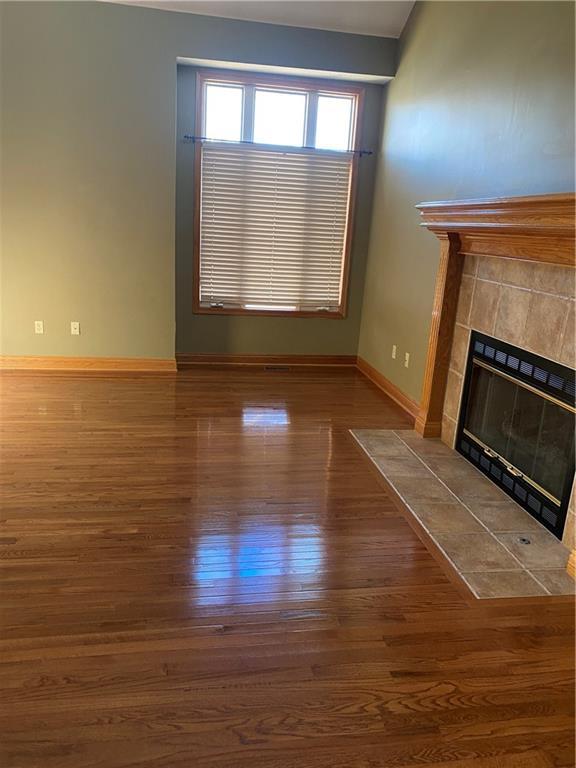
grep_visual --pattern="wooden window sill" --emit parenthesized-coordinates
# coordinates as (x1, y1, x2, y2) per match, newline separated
(193, 305, 346, 320)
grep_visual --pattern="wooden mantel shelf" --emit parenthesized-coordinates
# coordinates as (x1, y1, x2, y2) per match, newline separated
(417, 193, 575, 266)
(415, 193, 575, 438)
(418, 192, 574, 230)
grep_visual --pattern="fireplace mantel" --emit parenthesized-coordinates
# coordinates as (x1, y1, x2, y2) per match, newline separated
(415, 193, 575, 439)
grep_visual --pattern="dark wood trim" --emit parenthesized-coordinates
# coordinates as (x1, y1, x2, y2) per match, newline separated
(0, 356, 177, 373)
(177, 353, 358, 369)
(191, 69, 364, 319)
(356, 356, 419, 422)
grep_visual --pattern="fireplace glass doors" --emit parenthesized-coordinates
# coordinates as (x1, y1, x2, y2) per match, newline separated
(456, 332, 576, 539)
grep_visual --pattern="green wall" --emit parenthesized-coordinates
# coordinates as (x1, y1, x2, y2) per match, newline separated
(3, 1, 573, 365)
(359, 1, 575, 401)
(0, 2, 395, 359)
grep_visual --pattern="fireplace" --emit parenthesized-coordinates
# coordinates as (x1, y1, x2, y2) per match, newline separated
(456, 331, 575, 540)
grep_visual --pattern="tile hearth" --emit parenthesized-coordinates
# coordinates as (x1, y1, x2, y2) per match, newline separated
(351, 429, 574, 599)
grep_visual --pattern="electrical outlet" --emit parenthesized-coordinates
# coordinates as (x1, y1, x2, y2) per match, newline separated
(34, 320, 44, 335)
(70, 321, 80, 336)
(391, 344, 397, 359)
(404, 352, 410, 368)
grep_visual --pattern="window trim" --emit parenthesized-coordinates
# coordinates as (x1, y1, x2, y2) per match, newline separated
(192, 69, 364, 319)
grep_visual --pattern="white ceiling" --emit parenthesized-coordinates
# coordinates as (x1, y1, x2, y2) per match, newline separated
(109, 1, 415, 38)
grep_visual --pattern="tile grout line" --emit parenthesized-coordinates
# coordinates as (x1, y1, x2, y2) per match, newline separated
(391, 430, 554, 595)
(464, 268, 477, 327)
(558, 296, 572, 356)
(489, 281, 503, 339)
(353, 429, 572, 596)
(474, 274, 576, 302)
(460, 273, 574, 367)
(350, 429, 551, 597)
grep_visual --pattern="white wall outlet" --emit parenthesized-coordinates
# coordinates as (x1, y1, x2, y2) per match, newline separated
(34, 320, 44, 335)
(391, 344, 397, 359)
(70, 321, 80, 336)
(404, 352, 410, 368)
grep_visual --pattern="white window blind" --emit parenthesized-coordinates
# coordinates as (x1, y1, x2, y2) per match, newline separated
(198, 143, 353, 313)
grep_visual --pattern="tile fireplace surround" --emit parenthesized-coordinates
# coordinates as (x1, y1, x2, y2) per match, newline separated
(443, 254, 576, 550)
(364, 194, 575, 593)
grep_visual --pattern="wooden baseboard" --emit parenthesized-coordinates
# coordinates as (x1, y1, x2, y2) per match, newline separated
(0, 353, 421, 428)
(177, 353, 358, 369)
(0, 356, 177, 373)
(414, 414, 443, 438)
(356, 356, 419, 421)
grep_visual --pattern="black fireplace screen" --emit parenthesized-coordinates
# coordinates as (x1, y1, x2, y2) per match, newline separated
(456, 332, 576, 539)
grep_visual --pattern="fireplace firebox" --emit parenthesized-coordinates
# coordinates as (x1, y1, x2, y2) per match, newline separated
(456, 331, 575, 540)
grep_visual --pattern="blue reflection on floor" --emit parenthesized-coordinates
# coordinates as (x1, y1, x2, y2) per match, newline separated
(192, 524, 325, 605)
(242, 407, 290, 427)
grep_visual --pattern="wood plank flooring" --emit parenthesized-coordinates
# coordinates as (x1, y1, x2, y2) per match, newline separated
(0, 368, 574, 768)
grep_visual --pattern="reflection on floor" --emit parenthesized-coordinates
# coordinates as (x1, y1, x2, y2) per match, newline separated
(1, 368, 574, 767)
(352, 429, 574, 598)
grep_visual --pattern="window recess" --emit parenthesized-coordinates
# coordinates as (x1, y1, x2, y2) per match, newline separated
(192, 70, 364, 318)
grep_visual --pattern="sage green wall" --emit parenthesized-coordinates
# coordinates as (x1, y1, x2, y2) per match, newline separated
(359, 1, 575, 401)
(0, 2, 395, 359)
(175, 66, 382, 355)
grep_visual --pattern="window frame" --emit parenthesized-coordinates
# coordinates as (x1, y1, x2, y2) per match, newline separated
(192, 69, 364, 319)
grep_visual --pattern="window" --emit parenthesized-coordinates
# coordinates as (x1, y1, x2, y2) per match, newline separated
(253, 89, 307, 147)
(194, 71, 362, 317)
(204, 84, 243, 142)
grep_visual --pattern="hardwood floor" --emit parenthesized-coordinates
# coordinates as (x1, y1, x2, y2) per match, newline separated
(0, 368, 573, 768)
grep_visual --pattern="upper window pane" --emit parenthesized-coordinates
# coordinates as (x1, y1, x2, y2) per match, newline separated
(253, 89, 306, 147)
(315, 95, 354, 151)
(205, 84, 243, 142)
